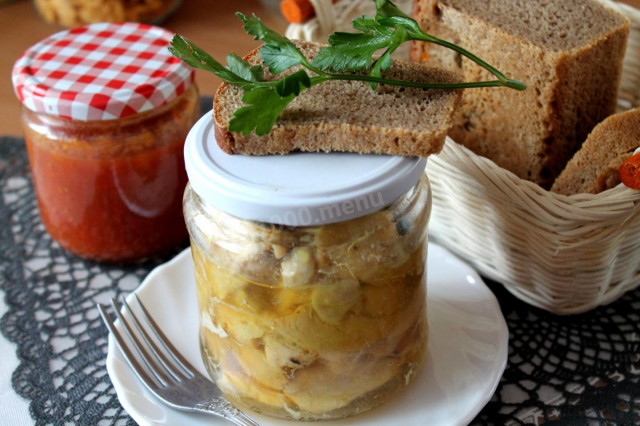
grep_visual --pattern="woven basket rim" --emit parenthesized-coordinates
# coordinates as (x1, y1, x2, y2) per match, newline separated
(432, 137, 640, 216)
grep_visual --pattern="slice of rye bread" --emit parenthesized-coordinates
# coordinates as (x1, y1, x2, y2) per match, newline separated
(213, 40, 463, 156)
(551, 108, 640, 195)
(411, 0, 630, 189)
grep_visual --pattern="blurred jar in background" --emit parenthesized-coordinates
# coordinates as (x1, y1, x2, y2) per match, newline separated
(12, 22, 199, 262)
(33, 0, 182, 27)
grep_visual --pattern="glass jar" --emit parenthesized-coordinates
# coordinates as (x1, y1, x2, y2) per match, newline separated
(12, 23, 198, 262)
(183, 114, 432, 421)
(33, 0, 183, 27)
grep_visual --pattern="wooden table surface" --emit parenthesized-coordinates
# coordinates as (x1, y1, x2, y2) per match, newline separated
(1, 0, 638, 136)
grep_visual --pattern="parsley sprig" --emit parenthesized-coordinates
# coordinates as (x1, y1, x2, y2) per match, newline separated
(169, 0, 526, 136)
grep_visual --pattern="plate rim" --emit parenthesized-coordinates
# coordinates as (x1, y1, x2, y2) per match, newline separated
(106, 242, 508, 426)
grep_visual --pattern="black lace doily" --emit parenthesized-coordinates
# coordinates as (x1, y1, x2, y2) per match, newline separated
(473, 282, 640, 426)
(1, 123, 639, 425)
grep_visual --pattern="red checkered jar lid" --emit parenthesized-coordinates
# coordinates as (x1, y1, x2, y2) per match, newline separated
(12, 22, 195, 121)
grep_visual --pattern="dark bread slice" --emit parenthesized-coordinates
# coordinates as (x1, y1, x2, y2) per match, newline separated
(213, 40, 463, 156)
(411, 0, 630, 188)
(551, 108, 640, 195)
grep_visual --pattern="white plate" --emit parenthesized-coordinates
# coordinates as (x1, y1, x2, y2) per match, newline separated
(107, 243, 508, 426)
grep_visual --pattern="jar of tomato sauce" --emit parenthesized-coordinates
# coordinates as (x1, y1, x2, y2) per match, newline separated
(183, 113, 431, 420)
(12, 23, 199, 262)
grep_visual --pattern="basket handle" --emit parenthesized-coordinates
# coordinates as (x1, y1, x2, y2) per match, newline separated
(283, 0, 340, 42)
(310, 0, 337, 35)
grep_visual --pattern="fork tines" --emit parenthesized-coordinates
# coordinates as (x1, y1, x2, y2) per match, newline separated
(98, 295, 260, 426)
(98, 295, 195, 390)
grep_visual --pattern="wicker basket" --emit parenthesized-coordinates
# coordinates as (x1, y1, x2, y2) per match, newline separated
(287, 0, 640, 314)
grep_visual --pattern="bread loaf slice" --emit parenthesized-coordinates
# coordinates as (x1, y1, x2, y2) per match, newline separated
(551, 108, 640, 195)
(214, 41, 463, 156)
(411, 0, 630, 188)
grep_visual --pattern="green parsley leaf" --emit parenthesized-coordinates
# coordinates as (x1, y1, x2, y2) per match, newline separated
(169, 35, 255, 90)
(374, 0, 410, 19)
(237, 12, 307, 74)
(259, 43, 307, 75)
(376, 15, 423, 34)
(368, 24, 409, 85)
(237, 12, 292, 46)
(273, 69, 312, 97)
(229, 87, 296, 136)
(225, 52, 264, 82)
(313, 16, 394, 72)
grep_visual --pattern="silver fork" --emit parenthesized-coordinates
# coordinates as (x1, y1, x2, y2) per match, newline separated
(98, 295, 260, 426)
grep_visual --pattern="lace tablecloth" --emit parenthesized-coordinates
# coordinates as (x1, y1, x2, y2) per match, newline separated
(1, 127, 640, 425)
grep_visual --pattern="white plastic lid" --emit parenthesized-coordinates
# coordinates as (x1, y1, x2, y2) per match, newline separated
(184, 112, 427, 226)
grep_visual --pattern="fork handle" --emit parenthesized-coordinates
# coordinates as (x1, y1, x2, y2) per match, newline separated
(195, 397, 260, 426)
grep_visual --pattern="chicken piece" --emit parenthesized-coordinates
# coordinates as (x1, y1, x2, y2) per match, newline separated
(281, 247, 316, 287)
(315, 210, 410, 286)
(263, 334, 318, 379)
(284, 355, 404, 414)
(192, 246, 250, 307)
(223, 313, 265, 344)
(311, 278, 362, 324)
(214, 301, 269, 342)
(274, 303, 397, 353)
(272, 244, 289, 259)
(206, 318, 290, 396)
(361, 247, 425, 317)
(232, 242, 281, 285)
(274, 305, 362, 352)
(217, 368, 285, 409)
